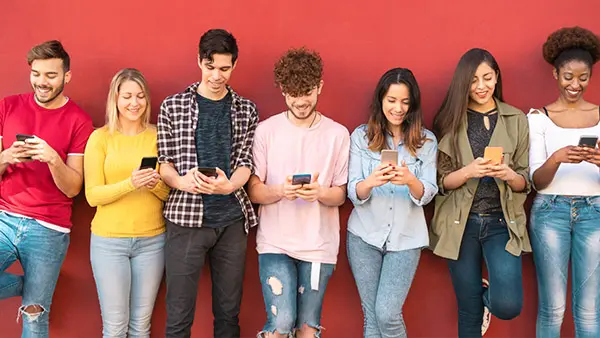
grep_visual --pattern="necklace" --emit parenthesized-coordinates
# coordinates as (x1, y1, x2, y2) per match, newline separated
(286, 110, 319, 128)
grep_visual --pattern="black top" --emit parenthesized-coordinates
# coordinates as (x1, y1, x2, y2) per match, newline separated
(195, 92, 244, 227)
(467, 107, 502, 213)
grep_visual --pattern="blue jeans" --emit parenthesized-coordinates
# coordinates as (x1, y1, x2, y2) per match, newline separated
(258, 253, 335, 338)
(447, 212, 523, 338)
(347, 231, 421, 338)
(0, 211, 69, 338)
(91, 233, 165, 338)
(530, 194, 600, 338)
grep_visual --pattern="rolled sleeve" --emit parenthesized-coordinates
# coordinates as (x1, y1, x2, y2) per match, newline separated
(237, 104, 259, 174)
(157, 101, 175, 164)
(409, 134, 439, 206)
(348, 127, 371, 205)
(513, 113, 531, 193)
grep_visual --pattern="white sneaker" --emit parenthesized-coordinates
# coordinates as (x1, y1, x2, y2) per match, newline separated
(482, 278, 491, 336)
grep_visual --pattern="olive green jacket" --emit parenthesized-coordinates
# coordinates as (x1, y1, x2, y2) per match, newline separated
(430, 100, 532, 260)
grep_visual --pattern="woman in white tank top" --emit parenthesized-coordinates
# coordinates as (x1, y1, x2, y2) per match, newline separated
(528, 26, 600, 338)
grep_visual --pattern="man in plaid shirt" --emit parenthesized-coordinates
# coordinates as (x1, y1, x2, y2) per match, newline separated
(157, 29, 258, 338)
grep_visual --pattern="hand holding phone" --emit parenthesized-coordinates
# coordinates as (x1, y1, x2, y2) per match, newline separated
(196, 167, 218, 178)
(131, 167, 159, 189)
(14, 134, 35, 160)
(194, 167, 235, 195)
(295, 172, 321, 202)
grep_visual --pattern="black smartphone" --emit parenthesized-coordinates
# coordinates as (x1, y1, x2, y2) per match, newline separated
(291, 173, 312, 185)
(578, 135, 598, 148)
(139, 157, 158, 170)
(197, 167, 217, 178)
(16, 133, 34, 142)
(15, 134, 35, 160)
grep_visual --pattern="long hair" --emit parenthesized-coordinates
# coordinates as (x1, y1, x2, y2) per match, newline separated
(367, 68, 425, 156)
(432, 48, 503, 168)
(105, 68, 151, 134)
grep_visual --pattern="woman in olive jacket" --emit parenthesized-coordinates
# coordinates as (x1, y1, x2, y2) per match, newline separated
(430, 48, 531, 338)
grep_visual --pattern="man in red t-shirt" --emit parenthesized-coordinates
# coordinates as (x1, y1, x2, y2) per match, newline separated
(0, 40, 94, 337)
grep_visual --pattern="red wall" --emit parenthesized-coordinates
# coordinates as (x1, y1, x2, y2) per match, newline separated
(1, 1, 599, 337)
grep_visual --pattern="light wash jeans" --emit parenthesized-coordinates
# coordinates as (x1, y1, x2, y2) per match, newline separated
(0, 211, 69, 338)
(530, 194, 600, 338)
(91, 232, 165, 338)
(257, 253, 335, 338)
(347, 231, 421, 338)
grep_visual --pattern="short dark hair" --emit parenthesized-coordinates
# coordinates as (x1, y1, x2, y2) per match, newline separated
(274, 47, 323, 97)
(543, 26, 600, 71)
(198, 29, 238, 64)
(27, 40, 71, 72)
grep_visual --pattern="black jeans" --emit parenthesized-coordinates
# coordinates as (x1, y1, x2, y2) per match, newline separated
(165, 218, 247, 338)
(447, 212, 523, 338)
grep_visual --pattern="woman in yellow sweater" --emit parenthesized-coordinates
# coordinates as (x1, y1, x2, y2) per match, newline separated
(84, 68, 170, 338)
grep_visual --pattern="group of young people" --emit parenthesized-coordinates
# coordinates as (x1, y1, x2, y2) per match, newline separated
(0, 25, 598, 338)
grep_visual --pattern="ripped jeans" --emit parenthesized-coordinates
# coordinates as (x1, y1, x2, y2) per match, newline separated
(258, 253, 335, 337)
(0, 211, 69, 338)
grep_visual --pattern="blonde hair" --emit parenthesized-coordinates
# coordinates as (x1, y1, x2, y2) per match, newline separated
(105, 68, 151, 134)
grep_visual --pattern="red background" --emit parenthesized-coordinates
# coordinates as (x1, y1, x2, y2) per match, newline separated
(1, 1, 599, 337)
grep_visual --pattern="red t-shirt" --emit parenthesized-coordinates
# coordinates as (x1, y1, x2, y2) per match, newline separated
(0, 93, 94, 229)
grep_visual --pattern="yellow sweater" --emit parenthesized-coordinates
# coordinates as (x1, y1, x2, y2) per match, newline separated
(84, 126, 170, 237)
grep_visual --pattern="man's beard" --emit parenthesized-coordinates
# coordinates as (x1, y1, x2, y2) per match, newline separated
(287, 103, 317, 120)
(33, 80, 65, 104)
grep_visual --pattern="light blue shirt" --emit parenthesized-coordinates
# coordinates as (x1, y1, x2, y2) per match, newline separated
(347, 124, 438, 251)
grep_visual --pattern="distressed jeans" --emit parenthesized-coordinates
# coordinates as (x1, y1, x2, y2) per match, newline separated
(258, 253, 335, 338)
(530, 194, 600, 338)
(0, 211, 69, 338)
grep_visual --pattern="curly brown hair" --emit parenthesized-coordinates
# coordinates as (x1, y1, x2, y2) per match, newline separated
(543, 26, 600, 69)
(274, 47, 323, 97)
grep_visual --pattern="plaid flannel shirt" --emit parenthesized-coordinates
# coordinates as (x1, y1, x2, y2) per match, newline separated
(157, 82, 258, 232)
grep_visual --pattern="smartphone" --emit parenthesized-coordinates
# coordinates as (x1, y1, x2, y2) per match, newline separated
(291, 173, 312, 185)
(139, 156, 158, 170)
(381, 149, 398, 165)
(578, 135, 599, 148)
(483, 146, 503, 165)
(16, 133, 34, 142)
(197, 167, 218, 178)
(15, 134, 35, 160)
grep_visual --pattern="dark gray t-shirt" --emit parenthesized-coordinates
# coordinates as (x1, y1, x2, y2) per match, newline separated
(467, 108, 502, 213)
(195, 92, 244, 227)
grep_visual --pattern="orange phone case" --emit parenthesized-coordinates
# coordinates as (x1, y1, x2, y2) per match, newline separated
(484, 146, 503, 165)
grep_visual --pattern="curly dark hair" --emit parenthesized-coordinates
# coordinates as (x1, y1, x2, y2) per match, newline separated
(543, 26, 600, 70)
(274, 47, 323, 97)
